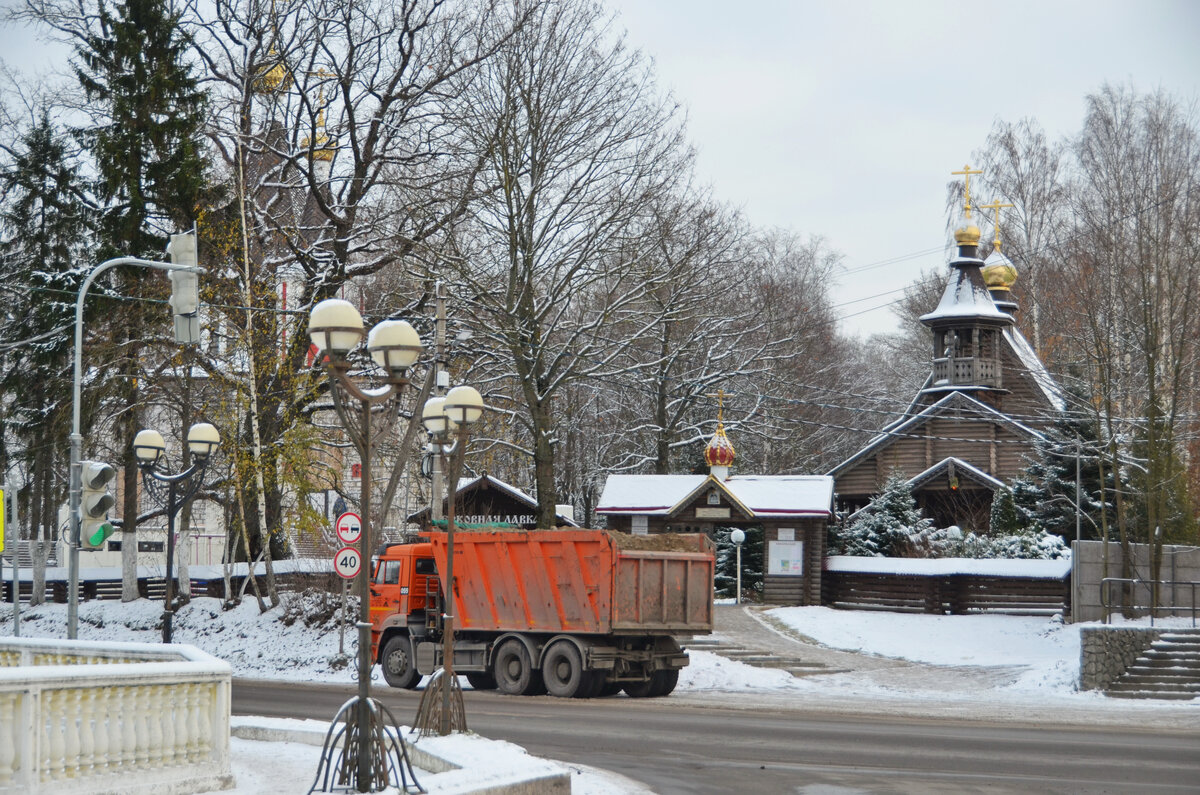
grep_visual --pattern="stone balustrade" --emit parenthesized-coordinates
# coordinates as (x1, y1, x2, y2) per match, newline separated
(0, 637, 233, 795)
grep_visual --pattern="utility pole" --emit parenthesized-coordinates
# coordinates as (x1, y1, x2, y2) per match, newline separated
(1074, 436, 1082, 622)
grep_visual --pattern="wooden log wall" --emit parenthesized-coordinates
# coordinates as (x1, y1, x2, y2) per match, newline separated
(821, 569, 1070, 616)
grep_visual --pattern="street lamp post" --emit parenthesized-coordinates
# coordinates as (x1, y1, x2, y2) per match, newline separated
(132, 423, 220, 643)
(730, 529, 745, 605)
(307, 298, 424, 793)
(419, 386, 484, 736)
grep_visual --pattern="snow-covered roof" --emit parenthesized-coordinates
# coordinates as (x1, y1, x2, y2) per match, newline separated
(828, 390, 1044, 478)
(919, 258, 1013, 325)
(907, 457, 1005, 492)
(825, 555, 1071, 579)
(407, 474, 578, 526)
(1003, 327, 1067, 412)
(597, 474, 834, 518)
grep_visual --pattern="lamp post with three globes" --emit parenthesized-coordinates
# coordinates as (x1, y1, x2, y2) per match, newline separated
(132, 422, 220, 644)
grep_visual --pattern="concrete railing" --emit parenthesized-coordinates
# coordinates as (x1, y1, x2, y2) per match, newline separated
(0, 637, 233, 795)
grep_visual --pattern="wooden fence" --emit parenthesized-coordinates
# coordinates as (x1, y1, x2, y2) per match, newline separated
(1, 566, 341, 606)
(821, 557, 1071, 616)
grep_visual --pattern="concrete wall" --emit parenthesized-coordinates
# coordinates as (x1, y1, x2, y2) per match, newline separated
(1072, 541, 1200, 623)
(1078, 626, 1168, 690)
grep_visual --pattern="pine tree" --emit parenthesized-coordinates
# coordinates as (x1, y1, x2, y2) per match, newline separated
(0, 109, 90, 603)
(988, 486, 1028, 535)
(72, 0, 213, 599)
(838, 471, 932, 557)
(75, 0, 210, 254)
(713, 525, 764, 600)
(1011, 387, 1109, 544)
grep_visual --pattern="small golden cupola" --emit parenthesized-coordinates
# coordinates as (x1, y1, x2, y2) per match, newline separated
(979, 198, 1019, 313)
(704, 389, 736, 480)
(301, 107, 336, 172)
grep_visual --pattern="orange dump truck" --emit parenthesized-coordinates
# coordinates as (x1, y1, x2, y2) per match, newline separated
(369, 529, 714, 698)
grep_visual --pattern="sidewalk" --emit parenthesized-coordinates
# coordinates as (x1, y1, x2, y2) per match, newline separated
(693, 604, 1200, 730)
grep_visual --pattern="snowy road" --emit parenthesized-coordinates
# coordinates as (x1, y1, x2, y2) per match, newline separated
(232, 678, 1200, 794)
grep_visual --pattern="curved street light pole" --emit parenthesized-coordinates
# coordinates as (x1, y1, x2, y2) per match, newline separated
(132, 424, 219, 644)
(308, 300, 424, 792)
(68, 254, 204, 639)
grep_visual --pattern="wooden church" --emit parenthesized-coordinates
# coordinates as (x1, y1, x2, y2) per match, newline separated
(829, 170, 1065, 531)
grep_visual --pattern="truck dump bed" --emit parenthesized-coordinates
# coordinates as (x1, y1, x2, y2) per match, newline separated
(429, 529, 713, 636)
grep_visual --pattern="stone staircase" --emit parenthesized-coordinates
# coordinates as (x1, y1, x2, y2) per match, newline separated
(683, 636, 846, 678)
(1106, 629, 1200, 701)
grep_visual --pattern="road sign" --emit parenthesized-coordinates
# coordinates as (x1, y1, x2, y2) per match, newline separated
(335, 511, 362, 545)
(333, 546, 361, 580)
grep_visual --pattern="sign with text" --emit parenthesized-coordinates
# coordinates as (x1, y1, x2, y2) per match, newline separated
(333, 546, 362, 580)
(335, 511, 362, 545)
(768, 540, 805, 576)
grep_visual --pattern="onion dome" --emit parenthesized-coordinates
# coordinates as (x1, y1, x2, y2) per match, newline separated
(704, 423, 736, 468)
(301, 109, 335, 162)
(253, 49, 292, 95)
(982, 249, 1018, 291)
(953, 213, 981, 247)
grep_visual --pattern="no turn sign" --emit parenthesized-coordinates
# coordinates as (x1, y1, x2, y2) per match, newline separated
(333, 545, 362, 580)
(335, 511, 362, 545)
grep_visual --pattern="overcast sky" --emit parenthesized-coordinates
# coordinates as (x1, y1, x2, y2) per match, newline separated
(607, 0, 1200, 336)
(2, 0, 1197, 336)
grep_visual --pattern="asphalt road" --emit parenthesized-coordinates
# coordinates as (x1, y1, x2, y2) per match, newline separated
(232, 679, 1200, 794)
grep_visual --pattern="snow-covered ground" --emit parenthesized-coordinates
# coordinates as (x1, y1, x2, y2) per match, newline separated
(2, 594, 1197, 793)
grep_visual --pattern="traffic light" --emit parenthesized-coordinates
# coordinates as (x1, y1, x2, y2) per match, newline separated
(79, 460, 116, 549)
(167, 232, 200, 345)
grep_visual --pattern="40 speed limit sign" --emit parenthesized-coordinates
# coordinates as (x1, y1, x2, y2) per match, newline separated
(333, 545, 362, 580)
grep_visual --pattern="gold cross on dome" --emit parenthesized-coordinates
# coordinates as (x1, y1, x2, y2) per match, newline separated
(981, 198, 1014, 249)
(705, 389, 732, 425)
(951, 164, 984, 218)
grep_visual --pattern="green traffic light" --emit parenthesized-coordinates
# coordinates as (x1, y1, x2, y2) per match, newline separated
(87, 522, 115, 548)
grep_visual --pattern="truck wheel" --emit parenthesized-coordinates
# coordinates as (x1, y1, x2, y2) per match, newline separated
(381, 635, 420, 690)
(622, 678, 655, 698)
(650, 669, 679, 697)
(623, 669, 678, 698)
(494, 639, 543, 696)
(465, 671, 497, 691)
(597, 681, 622, 697)
(542, 642, 587, 698)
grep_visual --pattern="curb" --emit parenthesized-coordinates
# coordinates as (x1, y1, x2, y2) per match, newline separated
(230, 720, 570, 794)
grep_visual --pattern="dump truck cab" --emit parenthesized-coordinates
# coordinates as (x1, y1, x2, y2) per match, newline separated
(369, 541, 440, 662)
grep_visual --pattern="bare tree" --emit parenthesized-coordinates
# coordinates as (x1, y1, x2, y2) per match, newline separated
(1064, 84, 1200, 586)
(974, 118, 1070, 355)
(445, 0, 688, 526)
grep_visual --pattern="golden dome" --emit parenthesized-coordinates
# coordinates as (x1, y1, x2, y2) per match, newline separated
(704, 424, 736, 468)
(982, 251, 1018, 290)
(301, 108, 335, 162)
(253, 51, 292, 95)
(301, 132, 335, 162)
(954, 215, 981, 247)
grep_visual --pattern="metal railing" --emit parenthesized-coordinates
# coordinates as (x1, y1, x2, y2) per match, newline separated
(1099, 577, 1199, 627)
